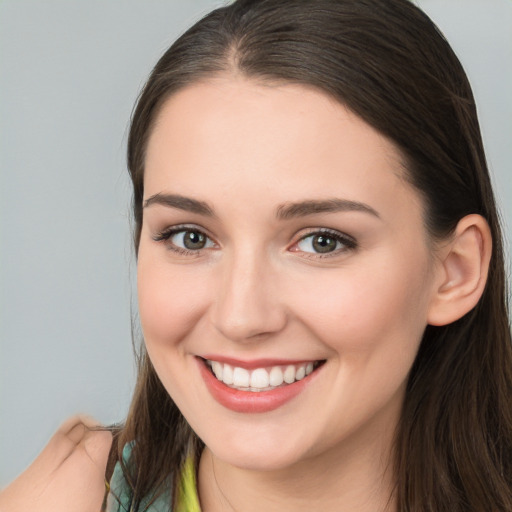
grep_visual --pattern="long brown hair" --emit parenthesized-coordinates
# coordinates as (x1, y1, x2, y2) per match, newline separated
(108, 0, 512, 510)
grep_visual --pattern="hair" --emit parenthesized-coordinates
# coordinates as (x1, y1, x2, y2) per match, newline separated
(106, 0, 512, 510)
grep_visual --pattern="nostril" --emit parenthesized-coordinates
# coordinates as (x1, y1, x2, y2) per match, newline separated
(210, 264, 288, 342)
(210, 304, 287, 343)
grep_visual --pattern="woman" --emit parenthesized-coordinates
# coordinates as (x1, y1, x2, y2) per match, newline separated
(1, 0, 510, 511)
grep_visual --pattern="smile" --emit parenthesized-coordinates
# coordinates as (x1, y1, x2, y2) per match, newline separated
(198, 357, 325, 413)
(205, 359, 322, 392)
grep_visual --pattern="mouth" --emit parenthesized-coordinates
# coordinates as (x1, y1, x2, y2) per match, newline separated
(203, 358, 325, 392)
(198, 356, 326, 413)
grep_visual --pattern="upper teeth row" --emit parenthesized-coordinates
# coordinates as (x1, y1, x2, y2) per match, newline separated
(207, 360, 316, 390)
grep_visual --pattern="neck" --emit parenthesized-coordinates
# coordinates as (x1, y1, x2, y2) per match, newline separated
(197, 417, 397, 512)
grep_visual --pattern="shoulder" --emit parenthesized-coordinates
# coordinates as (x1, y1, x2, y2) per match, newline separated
(0, 416, 112, 512)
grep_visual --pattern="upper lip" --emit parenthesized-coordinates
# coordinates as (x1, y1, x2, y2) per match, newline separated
(199, 355, 323, 370)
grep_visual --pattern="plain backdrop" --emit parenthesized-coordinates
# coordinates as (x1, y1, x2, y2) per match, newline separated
(1, 0, 511, 486)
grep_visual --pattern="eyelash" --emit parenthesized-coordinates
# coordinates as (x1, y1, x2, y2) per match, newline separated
(152, 225, 357, 258)
(292, 228, 357, 258)
(152, 225, 214, 257)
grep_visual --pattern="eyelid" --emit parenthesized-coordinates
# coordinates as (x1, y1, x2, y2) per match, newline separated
(152, 224, 217, 256)
(289, 227, 357, 258)
(152, 224, 357, 259)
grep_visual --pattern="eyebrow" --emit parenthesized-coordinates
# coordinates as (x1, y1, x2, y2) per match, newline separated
(276, 198, 380, 220)
(143, 193, 216, 217)
(143, 193, 379, 220)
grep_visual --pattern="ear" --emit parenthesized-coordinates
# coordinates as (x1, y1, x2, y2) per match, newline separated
(427, 214, 492, 326)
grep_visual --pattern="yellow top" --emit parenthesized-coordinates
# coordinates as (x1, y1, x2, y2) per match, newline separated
(106, 443, 201, 511)
(176, 456, 202, 512)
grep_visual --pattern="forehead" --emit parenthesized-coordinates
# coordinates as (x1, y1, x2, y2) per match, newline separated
(144, 77, 422, 226)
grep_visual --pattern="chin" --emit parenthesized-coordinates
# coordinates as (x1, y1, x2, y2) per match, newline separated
(215, 446, 305, 472)
(199, 425, 314, 472)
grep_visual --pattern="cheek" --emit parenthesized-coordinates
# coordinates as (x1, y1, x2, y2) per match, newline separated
(137, 252, 211, 346)
(288, 251, 432, 355)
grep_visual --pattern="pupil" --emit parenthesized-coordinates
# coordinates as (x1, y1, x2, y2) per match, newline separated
(184, 231, 206, 249)
(312, 235, 336, 253)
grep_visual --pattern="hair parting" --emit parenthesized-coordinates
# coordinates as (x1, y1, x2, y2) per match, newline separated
(105, 1, 512, 510)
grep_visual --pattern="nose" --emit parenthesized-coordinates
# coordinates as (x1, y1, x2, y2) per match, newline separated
(210, 249, 287, 343)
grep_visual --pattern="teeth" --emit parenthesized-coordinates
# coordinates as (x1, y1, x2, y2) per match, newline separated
(283, 365, 296, 384)
(250, 368, 269, 389)
(232, 367, 250, 387)
(212, 361, 223, 380)
(207, 360, 320, 391)
(269, 366, 284, 387)
(223, 364, 234, 385)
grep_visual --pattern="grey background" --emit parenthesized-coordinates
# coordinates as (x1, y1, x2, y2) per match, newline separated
(1, 0, 510, 487)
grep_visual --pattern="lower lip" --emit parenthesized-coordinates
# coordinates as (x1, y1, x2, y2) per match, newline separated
(197, 358, 321, 413)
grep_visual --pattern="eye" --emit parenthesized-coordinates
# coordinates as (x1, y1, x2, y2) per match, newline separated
(293, 229, 356, 256)
(153, 226, 216, 254)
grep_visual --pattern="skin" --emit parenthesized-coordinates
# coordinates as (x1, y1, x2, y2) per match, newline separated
(0, 416, 111, 512)
(0, 78, 491, 512)
(138, 77, 444, 512)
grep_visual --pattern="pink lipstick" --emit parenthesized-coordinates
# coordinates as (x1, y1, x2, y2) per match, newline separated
(197, 357, 324, 413)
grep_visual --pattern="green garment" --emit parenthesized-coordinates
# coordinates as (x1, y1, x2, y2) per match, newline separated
(106, 444, 201, 512)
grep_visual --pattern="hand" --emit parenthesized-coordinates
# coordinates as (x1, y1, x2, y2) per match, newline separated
(0, 416, 113, 512)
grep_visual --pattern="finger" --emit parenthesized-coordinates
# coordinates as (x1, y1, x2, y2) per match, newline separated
(53, 430, 113, 512)
(30, 416, 104, 475)
(0, 420, 113, 512)
(55, 414, 102, 436)
(83, 428, 113, 470)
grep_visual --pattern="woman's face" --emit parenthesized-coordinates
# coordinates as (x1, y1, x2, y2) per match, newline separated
(138, 77, 440, 471)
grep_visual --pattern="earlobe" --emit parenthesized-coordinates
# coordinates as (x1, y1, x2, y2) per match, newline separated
(427, 214, 492, 326)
